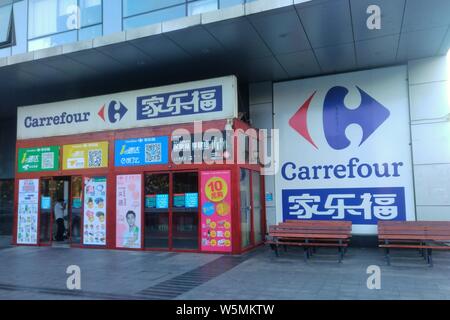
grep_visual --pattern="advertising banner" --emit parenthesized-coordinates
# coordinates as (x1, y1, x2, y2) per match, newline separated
(17, 76, 238, 140)
(83, 177, 107, 246)
(274, 66, 415, 234)
(63, 142, 108, 170)
(115, 136, 168, 167)
(18, 146, 60, 173)
(116, 174, 142, 249)
(17, 179, 39, 245)
(200, 171, 232, 252)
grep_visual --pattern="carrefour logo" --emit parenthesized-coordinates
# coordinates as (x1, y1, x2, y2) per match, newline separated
(289, 86, 390, 150)
(98, 100, 128, 123)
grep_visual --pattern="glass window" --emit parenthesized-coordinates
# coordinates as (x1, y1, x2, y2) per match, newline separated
(80, 0, 102, 27)
(188, 0, 218, 16)
(28, 30, 77, 51)
(219, 0, 243, 8)
(123, 5, 185, 30)
(240, 169, 251, 249)
(0, 2, 13, 46)
(251, 171, 262, 244)
(79, 24, 102, 41)
(123, 0, 185, 17)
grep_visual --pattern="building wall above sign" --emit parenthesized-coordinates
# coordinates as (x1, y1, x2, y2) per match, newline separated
(17, 76, 238, 140)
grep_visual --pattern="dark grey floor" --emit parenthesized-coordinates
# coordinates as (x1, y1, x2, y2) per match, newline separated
(0, 242, 449, 300)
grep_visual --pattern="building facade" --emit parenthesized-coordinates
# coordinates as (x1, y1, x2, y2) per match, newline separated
(0, 0, 449, 245)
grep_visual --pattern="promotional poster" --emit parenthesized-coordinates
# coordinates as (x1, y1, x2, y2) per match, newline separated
(83, 177, 107, 246)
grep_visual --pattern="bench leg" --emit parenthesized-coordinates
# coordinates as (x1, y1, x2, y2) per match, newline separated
(283, 245, 287, 253)
(385, 248, 391, 266)
(303, 247, 309, 262)
(428, 249, 433, 267)
(338, 240, 344, 263)
(274, 245, 279, 257)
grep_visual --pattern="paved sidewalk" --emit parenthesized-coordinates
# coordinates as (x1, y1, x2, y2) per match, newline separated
(0, 245, 449, 300)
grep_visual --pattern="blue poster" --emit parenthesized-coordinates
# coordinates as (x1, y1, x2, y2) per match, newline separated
(282, 187, 406, 225)
(185, 193, 199, 208)
(115, 136, 168, 167)
(156, 194, 169, 209)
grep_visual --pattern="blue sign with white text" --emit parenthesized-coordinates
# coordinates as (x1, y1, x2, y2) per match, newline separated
(115, 136, 168, 167)
(282, 187, 406, 225)
(136, 86, 223, 120)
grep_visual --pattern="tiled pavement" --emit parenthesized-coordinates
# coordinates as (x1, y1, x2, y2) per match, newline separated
(0, 243, 449, 300)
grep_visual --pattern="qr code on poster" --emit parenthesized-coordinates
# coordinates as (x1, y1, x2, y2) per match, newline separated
(88, 150, 102, 167)
(145, 143, 162, 163)
(41, 152, 54, 169)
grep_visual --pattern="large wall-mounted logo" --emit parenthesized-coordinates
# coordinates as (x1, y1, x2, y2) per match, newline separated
(98, 100, 128, 124)
(289, 86, 390, 150)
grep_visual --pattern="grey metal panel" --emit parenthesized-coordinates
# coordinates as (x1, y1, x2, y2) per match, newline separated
(204, 17, 273, 60)
(39, 55, 100, 80)
(350, 0, 405, 41)
(276, 50, 321, 78)
(248, 6, 311, 55)
(295, 0, 354, 48)
(14, 61, 71, 84)
(95, 42, 155, 69)
(356, 34, 400, 67)
(66, 49, 128, 74)
(165, 25, 225, 57)
(129, 34, 192, 64)
(314, 42, 356, 73)
(439, 27, 450, 55)
(402, 0, 450, 33)
(397, 27, 448, 61)
(234, 56, 288, 82)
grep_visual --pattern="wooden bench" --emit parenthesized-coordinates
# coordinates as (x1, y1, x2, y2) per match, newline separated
(265, 220, 352, 263)
(378, 221, 450, 266)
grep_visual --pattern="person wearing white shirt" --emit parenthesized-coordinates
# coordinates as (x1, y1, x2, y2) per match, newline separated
(54, 199, 66, 241)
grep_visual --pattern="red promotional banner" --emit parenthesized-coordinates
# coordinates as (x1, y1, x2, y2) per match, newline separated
(200, 170, 232, 252)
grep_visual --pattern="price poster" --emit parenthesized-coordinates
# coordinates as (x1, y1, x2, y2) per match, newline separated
(200, 171, 232, 252)
(116, 174, 142, 249)
(83, 177, 107, 246)
(17, 179, 39, 245)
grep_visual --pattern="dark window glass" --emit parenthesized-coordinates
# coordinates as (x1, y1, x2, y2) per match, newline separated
(0, 3, 13, 47)
(0, 179, 13, 236)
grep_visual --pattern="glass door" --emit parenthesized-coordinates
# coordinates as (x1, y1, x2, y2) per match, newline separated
(144, 173, 170, 249)
(172, 172, 199, 250)
(240, 169, 251, 249)
(39, 178, 55, 244)
(70, 176, 83, 244)
(251, 171, 263, 244)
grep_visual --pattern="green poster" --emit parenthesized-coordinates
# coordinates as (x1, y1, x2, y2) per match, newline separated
(18, 146, 60, 173)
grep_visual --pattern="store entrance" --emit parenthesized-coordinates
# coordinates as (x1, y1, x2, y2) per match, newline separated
(39, 176, 82, 246)
(144, 171, 199, 251)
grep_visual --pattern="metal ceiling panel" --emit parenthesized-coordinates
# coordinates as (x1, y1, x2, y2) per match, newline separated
(129, 34, 192, 64)
(204, 17, 273, 60)
(66, 49, 128, 74)
(276, 50, 321, 78)
(248, 6, 311, 55)
(402, 0, 450, 33)
(95, 42, 155, 69)
(356, 34, 400, 67)
(314, 42, 356, 72)
(165, 25, 226, 57)
(397, 26, 448, 61)
(295, 0, 354, 48)
(439, 27, 450, 55)
(39, 55, 100, 80)
(350, 0, 405, 41)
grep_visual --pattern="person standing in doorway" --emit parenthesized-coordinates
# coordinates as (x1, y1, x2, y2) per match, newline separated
(54, 199, 66, 241)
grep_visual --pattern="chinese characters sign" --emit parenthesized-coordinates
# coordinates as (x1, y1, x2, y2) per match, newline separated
(18, 146, 60, 173)
(115, 136, 168, 167)
(116, 175, 142, 249)
(63, 142, 108, 170)
(200, 171, 232, 253)
(83, 177, 107, 246)
(17, 179, 39, 245)
(137, 86, 222, 120)
(283, 188, 406, 224)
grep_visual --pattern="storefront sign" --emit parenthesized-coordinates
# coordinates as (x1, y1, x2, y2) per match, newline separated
(17, 76, 238, 140)
(274, 66, 415, 234)
(200, 171, 232, 253)
(63, 142, 108, 170)
(17, 179, 39, 245)
(18, 146, 59, 172)
(171, 132, 230, 163)
(83, 177, 107, 246)
(116, 174, 142, 249)
(115, 136, 168, 167)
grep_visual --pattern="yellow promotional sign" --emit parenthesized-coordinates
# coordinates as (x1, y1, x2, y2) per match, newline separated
(63, 142, 109, 170)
